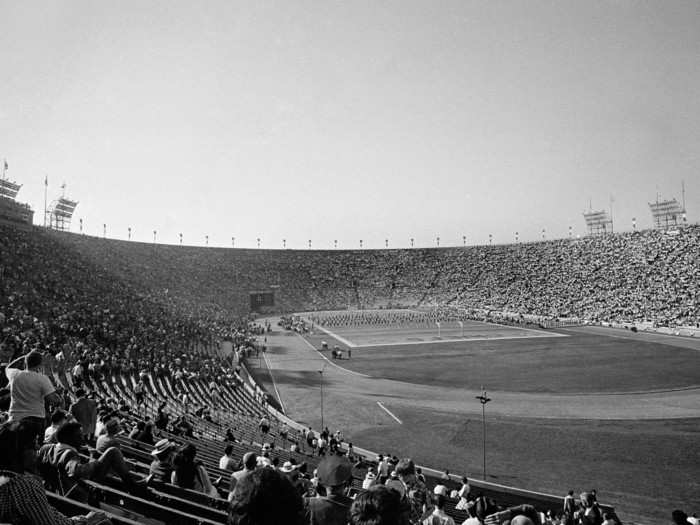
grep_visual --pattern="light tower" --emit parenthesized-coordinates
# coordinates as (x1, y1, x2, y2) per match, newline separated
(153, 230, 157, 243)
(128, 227, 131, 240)
(257, 238, 261, 249)
(476, 388, 492, 481)
(410, 238, 414, 248)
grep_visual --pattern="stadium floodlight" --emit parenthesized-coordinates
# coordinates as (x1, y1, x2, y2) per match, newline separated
(128, 227, 131, 241)
(476, 388, 492, 481)
(283, 239, 286, 249)
(206, 235, 209, 246)
(463, 235, 466, 246)
(359, 239, 363, 249)
(180, 233, 183, 245)
(257, 238, 261, 249)
(308, 239, 312, 249)
(410, 238, 414, 248)
(334, 239, 337, 249)
(385, 239, 388, 248)
(436, 236, 440, 247)
(153, 230, 157, 243)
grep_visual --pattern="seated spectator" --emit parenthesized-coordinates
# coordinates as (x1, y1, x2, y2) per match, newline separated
(362, 470, 377, 490)
(219, 444, 237, 471)
(461, 501, 480, 525)
(38, 421, 145, 502)
(44, 409, 68, 444)
(0, 420, 110, 525)
(149, 438, 176, 483)
(305, 454, 354, 525)
(128, 420, 145, 439)
(95, 418, 122, 454)
(350, 484, 408, 525)
(134, 421, 155, 445)
(395, 458, 429, 524)
(422, 493, 455, 525)
(172, 443, 218, 497)
(228, 466, 305, 525)
(229, 451, 257, 499)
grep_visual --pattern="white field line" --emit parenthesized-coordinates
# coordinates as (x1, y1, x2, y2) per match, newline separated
(309, 322, 358, 348)
(376, 402, 402, 424)
(262, 351, 287, 414)
(295, 333, 371, 378)
(346, 332, 568, 348)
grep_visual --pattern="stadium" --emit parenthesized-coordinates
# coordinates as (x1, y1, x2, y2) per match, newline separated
(2, 2, 700, 525)
(1, 219, 699, 524)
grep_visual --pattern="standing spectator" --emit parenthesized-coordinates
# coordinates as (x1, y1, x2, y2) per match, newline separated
(5, 351, 63, 445)
(304, 454, 354, 525)
(70, 389, 98, 441)
(395, 458, 429, 525)
(461, 501, 481, 525)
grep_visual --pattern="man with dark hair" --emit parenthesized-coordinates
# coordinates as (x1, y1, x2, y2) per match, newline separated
(70, 388, 97, 441)
(422, 494, 454, 525)
(44, 409, 68, 444)
(228, 466, 304, 525)
(5, 350, 63, 445)
(219, 444, 236, 470)
(395, 458, 429, 524)
(350, 485, 408, 525)
(38, 420, 145, 502)
(305, 454, 354, 525)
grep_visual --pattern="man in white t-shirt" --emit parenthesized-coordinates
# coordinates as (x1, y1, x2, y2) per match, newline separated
(5, 351, 63, 445)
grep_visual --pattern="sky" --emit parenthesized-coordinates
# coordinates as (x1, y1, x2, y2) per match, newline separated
(1, 0, 698, 249)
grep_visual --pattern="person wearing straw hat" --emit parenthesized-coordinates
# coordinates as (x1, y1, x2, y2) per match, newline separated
(149, 438, 176, 483)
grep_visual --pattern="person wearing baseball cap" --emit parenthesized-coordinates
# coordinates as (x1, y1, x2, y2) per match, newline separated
(305, 454, 354, 525)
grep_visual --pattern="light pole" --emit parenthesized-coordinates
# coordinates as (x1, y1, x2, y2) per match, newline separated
(103, 224, 106, 238)
(179, 233, 183, 245)
(283, 239, 286, 249)
(385, 239, 388, 248)
(359, 239, 363, 249)
(476, 388, 491, 481)
(515, 232, 519, 243)
(334, 239, 338, 249)
(232, 236, 235, 248)
(308, 239, 312, 249)
(205, 235, 209, 246)
(257, 238, 261, 249)
(410, 238, 414, 248)
(436, 236, 440, 247)
(463, 235, 466, 246)
(153, 230, 157, 243)
(128, 227, 131, 240)
(488, 234, 492, 245)
(319, 368, 325, 430)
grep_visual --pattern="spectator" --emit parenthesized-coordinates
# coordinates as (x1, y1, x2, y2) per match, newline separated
(305, 454, 354, 525)
(422, 493, 455, 525)
(362, 470, 377, 490)
(228, 466, 305, 525)
(38, 421, 145, 503)
(149, 438, 176, 483)
(219, 444, 237, 471)
(485, 504, 541, 525)
(70, 389, 98, 441)
(172, 443, 218, 497)
(5, 351, 63, 444)
(134, 421, 155, 445)
(350, 485, 408, 525)
(0, 420, 110, 525)
(44, 409, 68, 444)
(461, 501, 481, 525)
(95, 418, 122, 454)
(395, 458, 429, 524)
(229, 451, 257, 498)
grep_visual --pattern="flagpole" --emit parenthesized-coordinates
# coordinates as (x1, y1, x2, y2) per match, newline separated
(44, 176, 48, 228)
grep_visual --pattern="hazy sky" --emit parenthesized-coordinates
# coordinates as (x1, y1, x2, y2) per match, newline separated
(1, 1, 698, 248)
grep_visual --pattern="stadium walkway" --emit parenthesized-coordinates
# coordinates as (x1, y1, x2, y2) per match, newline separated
(260, 318, 700, 430)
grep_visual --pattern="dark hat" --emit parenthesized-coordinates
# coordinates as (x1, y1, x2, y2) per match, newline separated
(317, 455, 352, 487)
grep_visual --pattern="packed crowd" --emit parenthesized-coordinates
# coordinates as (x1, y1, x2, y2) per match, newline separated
(22, 223, 699, 327)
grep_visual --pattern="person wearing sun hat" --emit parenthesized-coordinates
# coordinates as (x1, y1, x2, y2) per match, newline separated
(304, 454, 354, 525)
(149, 438, 176, 483)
